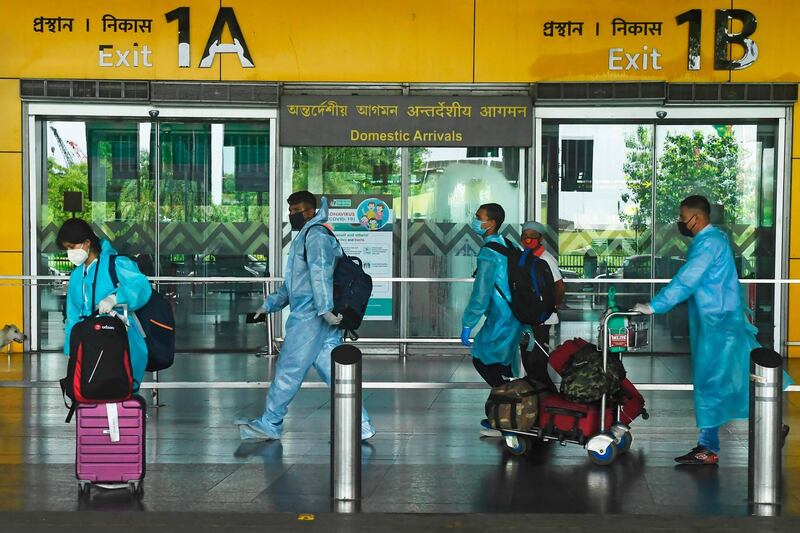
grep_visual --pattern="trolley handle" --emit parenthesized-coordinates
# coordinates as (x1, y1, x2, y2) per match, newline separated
(598, 310, 645, 434)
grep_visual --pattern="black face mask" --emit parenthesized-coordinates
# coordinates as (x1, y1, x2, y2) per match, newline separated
(677, 215, 696, 237)
(289, 211, 308, 231)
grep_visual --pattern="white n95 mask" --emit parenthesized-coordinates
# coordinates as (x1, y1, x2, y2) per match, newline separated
(67, 248, 89, 266)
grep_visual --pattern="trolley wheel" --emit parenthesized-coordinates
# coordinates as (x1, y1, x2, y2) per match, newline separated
(504, 435, 530, 456)
(78, 481, 91, 496)
(616, 431, 633, 454)
(587, 441, 618, 466)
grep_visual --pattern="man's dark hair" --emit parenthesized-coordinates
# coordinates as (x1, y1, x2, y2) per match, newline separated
(680, 195, 711, 217)
(480, 203, 505, 229)
(287, 190, 317, 210)
(57, 218, 101, 252)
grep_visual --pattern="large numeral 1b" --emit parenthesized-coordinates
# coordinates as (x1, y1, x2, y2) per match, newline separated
(715, 9, 758, 70)
(676, 9, 701, 71)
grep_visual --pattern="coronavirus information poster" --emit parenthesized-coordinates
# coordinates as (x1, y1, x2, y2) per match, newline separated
(326, 195, 393, 321)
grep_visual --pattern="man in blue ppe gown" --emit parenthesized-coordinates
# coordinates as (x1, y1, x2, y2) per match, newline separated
(460, 203, 524, 437)
(633, 195, 792, 465)
(236, 191, 376, 441)
(59, 219, 152, 389)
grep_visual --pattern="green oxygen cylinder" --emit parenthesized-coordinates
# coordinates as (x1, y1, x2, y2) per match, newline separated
(607, 285, 627, 353)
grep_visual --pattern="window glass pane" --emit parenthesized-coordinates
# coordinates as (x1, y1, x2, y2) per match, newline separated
(160, 121, 270, 351)
(409, 147, 525, 338)
(37, 120, 155, 350)
(282, 147, 400, 338)
(542, 123, 654, 346)
(653, 123, 778, 352)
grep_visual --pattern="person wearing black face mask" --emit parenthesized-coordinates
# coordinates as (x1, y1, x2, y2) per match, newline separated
(632, 195, 793, 465)
(288, 202, 314, 231)
(238, 190, 376, 441)
(676, 213, 698, 238)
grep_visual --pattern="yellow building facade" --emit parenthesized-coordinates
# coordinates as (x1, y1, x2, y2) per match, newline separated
(1, 0, 800, 355)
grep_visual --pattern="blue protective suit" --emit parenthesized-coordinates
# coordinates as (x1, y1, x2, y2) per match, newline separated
(246, 198, 374, 438)
(462, 234, 523, 369)
(650, 225, 793, 428)
(64, 240, 152, 388)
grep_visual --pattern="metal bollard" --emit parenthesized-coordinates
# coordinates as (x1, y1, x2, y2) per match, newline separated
(748, 347, 783, 514)
(331, 344, 362, 506)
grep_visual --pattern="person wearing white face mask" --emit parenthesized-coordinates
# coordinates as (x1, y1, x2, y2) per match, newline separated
(57, 218, 152, 388)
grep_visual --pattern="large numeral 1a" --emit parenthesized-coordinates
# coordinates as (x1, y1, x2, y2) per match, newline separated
(165, 7, 190, 68)
(676, 9, 701, 71)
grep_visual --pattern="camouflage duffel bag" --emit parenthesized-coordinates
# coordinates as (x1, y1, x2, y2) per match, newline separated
(560, 345, 625, 403)
(484, 378, 545, 431)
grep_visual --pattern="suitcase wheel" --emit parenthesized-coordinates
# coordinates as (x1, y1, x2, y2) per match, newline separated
(78, 481, 91, 496)
(128, 481, 144, 498)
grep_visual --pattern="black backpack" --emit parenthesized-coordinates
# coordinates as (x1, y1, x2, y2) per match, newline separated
(304, 225, 373, 340)
(485, 239, 556, 326)
(60, 258, 134, 422)
(110, 255, 176, 372)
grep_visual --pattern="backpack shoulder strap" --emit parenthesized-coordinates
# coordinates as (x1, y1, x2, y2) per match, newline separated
(109, 254, 119, 288)
(303, 224, 342, 262)
(484, 241, 512, 257)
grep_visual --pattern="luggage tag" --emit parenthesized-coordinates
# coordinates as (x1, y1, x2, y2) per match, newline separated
(104, 402, 121, 442)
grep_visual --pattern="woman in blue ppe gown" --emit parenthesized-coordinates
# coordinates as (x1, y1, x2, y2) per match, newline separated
(634, 196, 793, 464)
(236, 193, 375, 441)
(60, 219, 152, 389)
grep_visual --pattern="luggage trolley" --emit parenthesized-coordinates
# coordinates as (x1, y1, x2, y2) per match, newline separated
(500, 311, 649, 465)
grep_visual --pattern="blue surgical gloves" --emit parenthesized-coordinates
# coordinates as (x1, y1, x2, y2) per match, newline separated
(632, 303, 654, 315)
(460, 327, 472, 347)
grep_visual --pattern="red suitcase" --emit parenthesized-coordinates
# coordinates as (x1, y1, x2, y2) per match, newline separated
(547, 338, 647, 425)
(75, 395, 146, 496)
(538, 393, 615, 445)
(548, 337, 591, 375)
(617, 378, 646, 425)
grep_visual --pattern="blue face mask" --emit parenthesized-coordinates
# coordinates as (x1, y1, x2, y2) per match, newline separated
(471, 218, 488, 236)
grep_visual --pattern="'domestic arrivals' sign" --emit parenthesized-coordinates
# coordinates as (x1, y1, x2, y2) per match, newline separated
(280, 95, 532, 147)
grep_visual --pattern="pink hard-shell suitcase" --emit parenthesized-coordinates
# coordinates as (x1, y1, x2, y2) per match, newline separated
(75, 395, 146, 496)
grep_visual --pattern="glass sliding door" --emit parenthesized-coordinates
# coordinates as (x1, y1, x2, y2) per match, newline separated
(159, 121, 271, 351)
(36, 120, 155, 350)
(540, 116, 780, 355)
(652, 122, 779, 352)
(541, 123, 654, 344)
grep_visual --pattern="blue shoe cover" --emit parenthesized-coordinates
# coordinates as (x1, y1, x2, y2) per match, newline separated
(237, 419, 281, 441)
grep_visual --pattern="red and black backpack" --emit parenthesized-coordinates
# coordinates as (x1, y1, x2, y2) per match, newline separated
(60, 256, 134, 422)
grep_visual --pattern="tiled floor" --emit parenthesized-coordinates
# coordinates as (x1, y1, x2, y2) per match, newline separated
(0, 352, 798, 518)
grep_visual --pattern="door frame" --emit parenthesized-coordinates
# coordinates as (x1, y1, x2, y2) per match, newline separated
(23, 103, 278, 350)
(533, 105, 790, 354)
